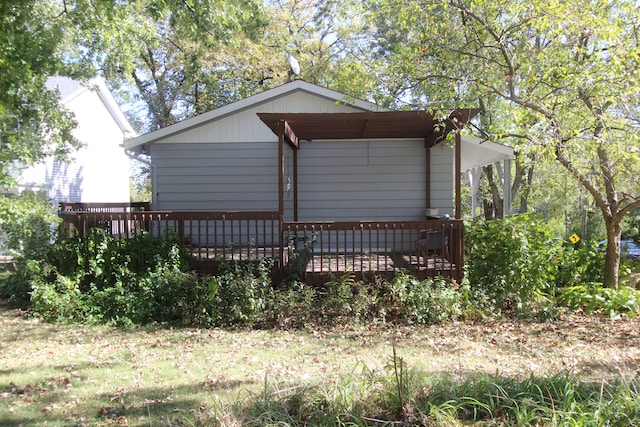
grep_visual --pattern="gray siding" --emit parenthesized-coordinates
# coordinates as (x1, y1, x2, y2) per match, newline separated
(149, 89, 454, 218)
(156, 92, 360, 145)
(154, 142, 278, 211)
(297, 139, 428, 221)
(153, 139, 454, 218)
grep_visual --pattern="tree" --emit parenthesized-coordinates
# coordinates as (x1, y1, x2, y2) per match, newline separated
(55, 0, 269, 132)
(95, 0, 367, 132)
(0, 1, 82, 190)
(363, 0, 640, 288)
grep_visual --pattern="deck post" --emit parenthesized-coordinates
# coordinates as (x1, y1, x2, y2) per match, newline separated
(277, 123, 286, 270)
(455, 131, 462, 219)
(424, 139, 431, 211)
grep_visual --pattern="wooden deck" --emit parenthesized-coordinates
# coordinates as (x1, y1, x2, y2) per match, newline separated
(59, 206, 464, 281)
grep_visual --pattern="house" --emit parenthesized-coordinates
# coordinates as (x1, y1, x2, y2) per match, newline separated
(75, 80, 513, 280)
(14, 76, 136, 207)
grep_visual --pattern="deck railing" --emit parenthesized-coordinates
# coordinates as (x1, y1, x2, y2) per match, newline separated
(59, 202, 152, 213)
(59, 208, 463, 281)
(282, 220, 463, 280)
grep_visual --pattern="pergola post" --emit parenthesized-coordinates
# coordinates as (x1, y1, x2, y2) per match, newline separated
(277, 122, 286, 269)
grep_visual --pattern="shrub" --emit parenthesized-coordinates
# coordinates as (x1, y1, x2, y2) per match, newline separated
(407, 276, 464, 324)
(25, 230, 201, 325)
(555, 241, 604, 287)
(381, 272, 466, 324)
(207, 258, 274, 327)
(0, 192, 59, 261)
(465, 214, 558, 316)
(265, 280, 317, 328)
(557, 283, 640, 318)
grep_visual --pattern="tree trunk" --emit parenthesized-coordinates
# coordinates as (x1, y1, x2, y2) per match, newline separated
(483, 165, 504, 219)
(518, 165, 534, 214)
(483, 199, 495, 220)
(603, 217, 622, 289)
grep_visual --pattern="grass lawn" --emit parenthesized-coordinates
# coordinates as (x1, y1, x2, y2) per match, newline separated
(1, 299, 639, 426)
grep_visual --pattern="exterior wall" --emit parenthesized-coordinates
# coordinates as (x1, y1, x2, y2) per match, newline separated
(17, 81, 131, 206)
(429, 142, 455, 217)
(296, 139, 428, 221)
(149, 88, 454, 218)
(152, 90, 362, 212)
(154, 142, 278, 211)
(153, 91, 360, 145)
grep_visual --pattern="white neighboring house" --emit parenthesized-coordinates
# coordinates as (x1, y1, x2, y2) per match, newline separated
(15, 76, 136, 207)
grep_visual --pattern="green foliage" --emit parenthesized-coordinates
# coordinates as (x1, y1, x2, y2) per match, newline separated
(466, 214, 558, 315)
(408, 277, 464, 324)
(207, 258, 274, 327)
(555, 241, 605, 287)
(266, 281, 317, 328)
(22, 230, 199, 325)
(299, 272, 467, 326)
(623, 208, 640, 243)
(558, 284, 640, 318)
(0, 192, 59, 260)
(0, 0, 83, 189)
(16, 229, 280, 327)
(1, 259, 44, 306)
(284, 231, 317, 283)
(377, 272, 465, 324)
(227, 367, 640, 426)
(363, 0, 640, 288)
(421, 372, 640, 426)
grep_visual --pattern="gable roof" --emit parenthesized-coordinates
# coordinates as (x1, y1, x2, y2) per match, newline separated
(47, 76, 137, 139)
(124, 80, 387, 149)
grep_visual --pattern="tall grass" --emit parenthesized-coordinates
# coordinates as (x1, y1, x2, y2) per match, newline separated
(196, 368, 640, 426)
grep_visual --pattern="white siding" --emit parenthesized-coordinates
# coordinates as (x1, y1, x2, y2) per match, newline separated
(55, 89, 130, 203)
(429, 142, 455, 216)
(16, 80, 131, 206)
(155, 91, 360, 145)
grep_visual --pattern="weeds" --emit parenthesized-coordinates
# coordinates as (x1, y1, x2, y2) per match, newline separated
(207, 364, 640, 426)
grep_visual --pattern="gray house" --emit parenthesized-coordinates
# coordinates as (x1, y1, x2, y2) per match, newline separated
(115, 81, 513, 279)
(124, 81, 509, 217)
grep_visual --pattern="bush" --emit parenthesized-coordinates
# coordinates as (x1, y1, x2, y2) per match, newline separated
(380, 272, 465, 324)
(465, 214, 558, 316)
(24, 230, 202, 326)
(265, 281, 317, 328)
(206, 258, 274, 327)
(557, 283, 640, 318)
(12, 225, 470, 328)
(554, 241, 605, 287)
(15, 227, 473, 328)
(0, 192, 59, 261)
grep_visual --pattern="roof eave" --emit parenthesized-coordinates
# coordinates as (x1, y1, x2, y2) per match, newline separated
(124, 80, 388, 149)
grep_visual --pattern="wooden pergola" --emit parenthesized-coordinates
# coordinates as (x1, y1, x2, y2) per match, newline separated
(258, 109, 481, 222)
